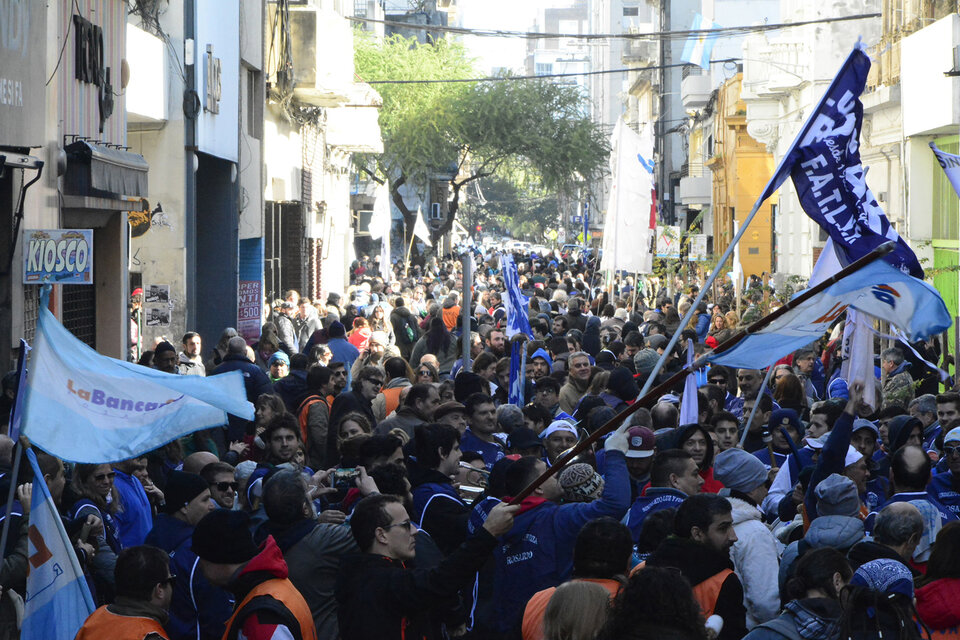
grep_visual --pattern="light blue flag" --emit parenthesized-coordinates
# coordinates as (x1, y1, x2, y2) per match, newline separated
(500, 253, 533, 338)
(679, 340, 699, 426)
(22, 303, 254, 463)
(508, 340, 526, 406)
(22, 448, 96, 639)
(7, 339, 29, 441)
(708, 259, 951, 370)
(681, 14, 720, 69)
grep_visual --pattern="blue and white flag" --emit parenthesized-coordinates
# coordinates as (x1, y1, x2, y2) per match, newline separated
(22, 302, 254, 463)
(22, 448, 96, 639)
(708, 259, 951, 370)
(500, 253, 532, 338)
(681, 14, 720, 69)
(678, 340, 699, 426)
(508, 340, 526, 406)
(7, 339, 29, 441)
(931, 142, 960, 200)
(775, 43, 922, 277)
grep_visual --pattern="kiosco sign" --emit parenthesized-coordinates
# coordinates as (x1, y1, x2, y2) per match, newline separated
(23, 229, 93, 284)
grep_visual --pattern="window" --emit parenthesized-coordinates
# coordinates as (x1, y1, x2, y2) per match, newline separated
(535, 63, 553, 76)
(623, 6, 639, 16)
(246, 67, 263, 140)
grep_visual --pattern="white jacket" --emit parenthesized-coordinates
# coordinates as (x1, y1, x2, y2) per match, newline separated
(727, 495, 782, 629)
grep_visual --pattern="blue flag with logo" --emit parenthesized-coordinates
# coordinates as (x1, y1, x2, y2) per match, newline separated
(21, 301, 254, 463)
(501, 253, 532, 339)
(509, 340, 526, 406)
(22, 448, 96, 639)
(708, 259, 950, 369)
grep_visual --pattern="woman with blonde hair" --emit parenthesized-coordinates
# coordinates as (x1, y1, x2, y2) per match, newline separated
(66, 463, 123, 601)
(543, 581, 610, 640)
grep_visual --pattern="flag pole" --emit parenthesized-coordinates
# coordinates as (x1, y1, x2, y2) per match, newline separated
(0, 439, 24, 560)
(739, 364, 775, 447)
(461, 250, 473, 371)
(509, 240, 897, 504)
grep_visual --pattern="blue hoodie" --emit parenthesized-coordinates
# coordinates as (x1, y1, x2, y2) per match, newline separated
(144, 514, 234, 640)
(484, 450, 632, 633)
(530, 348, 553, 370)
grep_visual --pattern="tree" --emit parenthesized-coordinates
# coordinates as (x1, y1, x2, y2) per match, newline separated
(354, 31, 608, 249)
(459, 176, 560, 242)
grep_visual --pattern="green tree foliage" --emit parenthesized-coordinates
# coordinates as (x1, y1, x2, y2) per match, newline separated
(354, 30, 608, 248)
(459, 176, 561, 241)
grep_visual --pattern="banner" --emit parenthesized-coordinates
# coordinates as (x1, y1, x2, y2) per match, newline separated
(931, 142, 960, 200)
(500, 253, 532, 338)
(681, 14, 720, 69)
(22, 300, 254, 463)
(601, 119, 655, 274)
(655, 225, 681, 259)
(237, 238, 263, 345)
(21, 449, 96, 639)
(708, 259, 951, 369)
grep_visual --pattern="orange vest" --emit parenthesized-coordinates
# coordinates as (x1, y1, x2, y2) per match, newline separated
(76, 605, 169, 640)
(629, 561, 733, 618)
(380, 387, 404, 418)
(223, 577, 317, 640)
(924, 624, 960, 639)
(297, 394, 328, 444)
(441, 306, 460, 331)
(521, 578, 621, 640)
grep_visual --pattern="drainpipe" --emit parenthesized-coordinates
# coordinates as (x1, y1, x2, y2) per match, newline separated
(184, 0, 198, 330)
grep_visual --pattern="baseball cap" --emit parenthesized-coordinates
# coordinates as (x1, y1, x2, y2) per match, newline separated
(852, 418, 880, 438)
(625, 426, 655, 459)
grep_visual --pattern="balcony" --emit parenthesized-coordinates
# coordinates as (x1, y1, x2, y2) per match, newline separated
(679, 175, 711, 206)
(681, 73, 712, 113)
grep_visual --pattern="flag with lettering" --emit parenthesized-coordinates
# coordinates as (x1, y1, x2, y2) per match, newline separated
(21, 298, 254, 463)
(21, 448, 95, 640)
(931, 142, 960, 200)
(509, 340, 526, 406)
(708, 259, 950, 369)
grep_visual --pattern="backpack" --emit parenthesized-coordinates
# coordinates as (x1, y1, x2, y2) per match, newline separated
(297, 394, 328, 445)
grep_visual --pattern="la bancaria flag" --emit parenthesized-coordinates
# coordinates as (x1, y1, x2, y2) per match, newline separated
(21, 448, 95, 640)
(708, 259, 951, 370)
(22, 304, 253, 463)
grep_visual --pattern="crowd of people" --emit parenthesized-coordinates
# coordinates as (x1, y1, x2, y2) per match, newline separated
(2, 246, 960, 640)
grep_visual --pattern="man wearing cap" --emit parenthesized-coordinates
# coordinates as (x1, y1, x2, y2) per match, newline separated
(752, 408, 804, 469)
(507, 427, 544, 457)
(622, 425, 656, 496)
(193, 510, 317, 640)
(624, 449, 701, 543)
(712, 448, 781, 628)
(435, 401, 468, 435)
(275, 300, 299, 355)
(928, 426, 960, 517)
(144, 471, 231, 640)
(541, 420, 579, 467)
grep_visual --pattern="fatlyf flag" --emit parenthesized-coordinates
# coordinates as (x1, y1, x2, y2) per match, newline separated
(501, 253, 533, 338)
(931, 142, 960, 200)
(413, 205, 433, 247)
(22, 302, 254, 463)
(708, 258, 950, 370)
(786, 44, 922, 277)
(601, 118, 655, 275)
(681, 14, 720, 69)
(21, 448, 95, 639)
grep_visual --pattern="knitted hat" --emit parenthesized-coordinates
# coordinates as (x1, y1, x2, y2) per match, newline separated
(646, 334, 669, 351)
(713, 448, 768, 493)
(558, 463, 605, 502)
(607, 367, 639, 401)
(163, 471, 209, 514)
(768, 408, 804, 439)
(155, 341, 176, 356)
(851, 559, 914, 599)
(814, 473, 861, 517)
(267, 351, 289, 367)
(328, 321, 346, 338)
(633, 348, 660, 377)
(192, 510, 260, 564)
(454, 372, 487, 402)
(625, 427, 656, 459)
(507, 427, 541, 450)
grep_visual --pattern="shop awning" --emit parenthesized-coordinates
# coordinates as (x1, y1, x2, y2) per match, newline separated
(64, 141, 149, 199)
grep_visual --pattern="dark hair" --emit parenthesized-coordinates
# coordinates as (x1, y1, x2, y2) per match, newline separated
(199, 461, 235, 484)
(535, 377, 561, 394)
(353, 365, 385, 391)
(747, 394, 774, 414)
(413, 423, 460, 469)
(623, 331, 643, 348)
(573, 517, 633, 579)
(599, 566, 708, 640)
(523, 403, 553, 429)
(709, 410, 738, 430)
(115, 545, 171, 601)
(547, 336, 569, 355)
(774, 373, 806, 410)
(707, 365, 730, 384)
(358, 434, 402, 468)
(289, 353, 309, 371)
(404, 383, 436, 408)
(369, 462, 409, 499)
(350, 494, 402, 552)
(464, 392, 495, 417)
(919, 522, 960, 586)
(891, 445, 931, 491)
(262, 470, 309, 526)
(553, 316, 569, 332)
(472, 351, 498, 374)
(701, 385, 727, 412)
(383, 357, 411, 381)
(840, 583, 924, 640)
(674, 494, 731, 539)
(263, 412, 301, 442)
(461, 451, 485, 466)
(306, 365, 332, 391)
(425, 317, 452, 353)
(785, 547, 851, 601)
(811, 400, 845, 427)
(181, 331, 200, 345)
(504, 456, 543, 497)
(636, 508, 676, 554)
(650, 450, 694, 487)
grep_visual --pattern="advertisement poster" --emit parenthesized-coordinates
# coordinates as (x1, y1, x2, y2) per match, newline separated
(23, 229, 93, 284)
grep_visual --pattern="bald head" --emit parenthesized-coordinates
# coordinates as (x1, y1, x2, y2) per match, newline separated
(183, 451, 219, 475)
(651, 402, 679, 430)
(891, 445, 932, 493)
(873, 501, 924, 561)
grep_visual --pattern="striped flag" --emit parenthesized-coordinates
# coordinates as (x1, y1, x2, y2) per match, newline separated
(681, 14, 720, 69)
(500, 253, 532, 338)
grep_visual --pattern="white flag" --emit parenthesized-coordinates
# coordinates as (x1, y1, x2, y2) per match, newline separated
(931, 142, 960, 200)
(413, 205, 433, 247)
(601, 118, 655, 274)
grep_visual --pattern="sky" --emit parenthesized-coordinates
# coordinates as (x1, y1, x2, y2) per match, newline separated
(457, 0, 570, 74)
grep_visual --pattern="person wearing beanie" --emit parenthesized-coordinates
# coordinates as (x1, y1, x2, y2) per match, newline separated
(153, 340, 179, 374)
(540, 420, 579, 466)
(193, 510, 318, 640)
(713, 448, 781, 628)
(753, 408, 804, 469)
(558, 463, 605, 503)
(928, 426, 960, 518)
(144, 471, 231, 640)
(600, 367, 638, 413)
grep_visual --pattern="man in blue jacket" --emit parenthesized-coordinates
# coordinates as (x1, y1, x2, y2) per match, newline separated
(409, 423, 468, 556)
(144, 470, 233, 640)
(484, 421, 633, 635)
(210, 336, 273, 441)
(625, 449, 702, 542)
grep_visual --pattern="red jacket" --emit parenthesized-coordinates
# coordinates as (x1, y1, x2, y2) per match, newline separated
(699, 467, 725, 494)
(917, 577, 960, 631)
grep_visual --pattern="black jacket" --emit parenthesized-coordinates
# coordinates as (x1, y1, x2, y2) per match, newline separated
(335, 528, 497, 640)
(328, 390, 377, 462)
(646, 536, 747, 640)
(211, 354, 275, 441)
(408, 463, 469, 556)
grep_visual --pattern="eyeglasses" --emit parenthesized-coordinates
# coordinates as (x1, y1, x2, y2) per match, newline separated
(366, 379, 384, 387)
(418, 369, 432, 375)
(161, 574, 177, 586)
(94, 472, 116, 482)
(383, 520, 416, 532)
(212, 481, 239, 492)
(945, 445, 960, 457)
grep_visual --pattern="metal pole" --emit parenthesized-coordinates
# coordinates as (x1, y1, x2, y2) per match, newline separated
(461, 251, 473, 372)
(510, 240, 897, 504)
(0, 441, 23, 560)
(739, 365, 775, 447)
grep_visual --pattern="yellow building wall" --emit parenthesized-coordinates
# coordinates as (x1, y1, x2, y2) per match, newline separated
(709, 74, 776, 279)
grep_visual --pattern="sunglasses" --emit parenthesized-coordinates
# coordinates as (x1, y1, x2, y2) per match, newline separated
(366, 379, 384, 387)
(212, 481, 239, 492)
(161, 574, 177, 586)
(709, 378, 725, 385)
(383, 519, 416, 532)
(944, 445, 960, 457)
(94, 472, 116, 482)
(418, 369, 432, 376)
